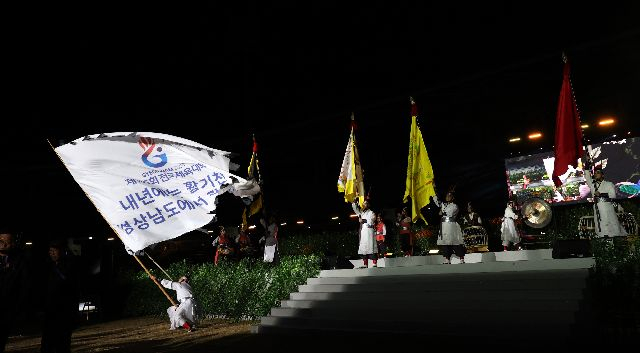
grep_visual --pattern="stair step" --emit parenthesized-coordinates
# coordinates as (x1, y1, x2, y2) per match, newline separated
(258, 315, 573, 336)
(280, 299, 580, 311)
(289, 289, 585, 301)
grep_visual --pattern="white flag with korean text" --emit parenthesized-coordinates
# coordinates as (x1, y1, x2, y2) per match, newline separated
(55, 132, 260, 252)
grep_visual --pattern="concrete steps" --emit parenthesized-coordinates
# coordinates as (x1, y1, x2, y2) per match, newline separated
(254, 252, 595, 337)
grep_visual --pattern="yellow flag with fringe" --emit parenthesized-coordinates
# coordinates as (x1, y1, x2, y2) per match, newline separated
(403, 98, 436, 223)
(337, 114, 365, 207)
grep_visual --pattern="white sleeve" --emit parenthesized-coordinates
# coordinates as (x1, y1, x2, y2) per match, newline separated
(584, 170, 595, 191)
(160, 279, 176, 290)
(211, 236, 219, 246)
(432, 195, 441, 207)
(382, 224, 387, 236)
(351, 202, 361, 216)
(478, 217, 482, 225)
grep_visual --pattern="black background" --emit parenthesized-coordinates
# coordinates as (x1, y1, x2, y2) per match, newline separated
(4, 2, 640, 242)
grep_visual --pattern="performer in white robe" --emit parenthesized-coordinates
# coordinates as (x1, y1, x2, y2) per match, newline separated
(151, 275, 198, 332)
(584, 168, 627, 238)
(260, 216, 279, 263)
(433, 192, 465, 264)
(352, 200, 378, 268)
(500, 201, 521, 251)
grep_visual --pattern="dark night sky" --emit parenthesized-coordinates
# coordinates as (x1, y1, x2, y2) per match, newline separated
(4, 2, 640, 240)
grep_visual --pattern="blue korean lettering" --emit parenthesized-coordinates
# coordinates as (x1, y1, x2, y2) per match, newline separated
(119, 194, 139, 211)
(163, 202, 180, 217)
(135, 188, 155, 205)
(132, 214, 150, 229)
(146, 208, 166, 224)
(184, 181, 199, 194)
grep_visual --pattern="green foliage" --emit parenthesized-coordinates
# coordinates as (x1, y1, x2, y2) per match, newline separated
(278, 231, 358, 257)
(121, 255, 320, 321)
(411, 224, 438, 255)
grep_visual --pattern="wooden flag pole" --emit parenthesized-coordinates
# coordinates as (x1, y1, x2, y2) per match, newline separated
(47, 139, 177, 307)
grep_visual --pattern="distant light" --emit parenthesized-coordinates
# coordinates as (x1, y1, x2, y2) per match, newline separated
(508, 137, 521, 143)
(629, 131, 632, 135)
(349, 214, 358, 218)
(107, 237, 115, 241)
(428, 249, 439, 254)
(25, 242, 33, 246)
(296, 220, 304, 224)
(331, 216, 339, 220)
(88, 237, 93, 240)
(540, 147, 543, 150)
(598, 118, 615, 126)
(612, 134, 617, 138)
(581, 124, 589, 129)
(308, 226, 311, 229)
(280, 222, 287, 226)
(338, 222, 341, 225)
(207, 230, 214, 233)
(248, 225, 256, 230)
(528, 133, 542, 140)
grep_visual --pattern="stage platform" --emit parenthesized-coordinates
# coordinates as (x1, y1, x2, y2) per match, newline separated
(347, 249, 556, 269)
(253, 251, 596, 336)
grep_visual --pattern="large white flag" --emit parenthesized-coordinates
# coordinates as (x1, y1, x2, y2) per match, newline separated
(55, 132, 259, 252)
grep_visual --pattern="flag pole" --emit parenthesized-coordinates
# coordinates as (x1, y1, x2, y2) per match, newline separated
(146, 253, 173, 281)
(47, 139, 177, 306)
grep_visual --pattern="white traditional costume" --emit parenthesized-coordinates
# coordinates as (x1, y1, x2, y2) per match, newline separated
(584, 170, 627, 237)
(352, 202, 377, 267)
(433, 195, 465, 263)
(500, 204, 520, 248)
(160, 279, 198, 331)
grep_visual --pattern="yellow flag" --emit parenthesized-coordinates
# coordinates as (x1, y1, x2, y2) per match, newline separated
(337, 116, 365, 207)
(403, 100, 436, 223)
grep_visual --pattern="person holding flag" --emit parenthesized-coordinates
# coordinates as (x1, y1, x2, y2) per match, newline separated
(149, 274, 198, 332)
(51, 132, 260, 312)
(551, 53, 627, 238)
(352, 200, 378, 268)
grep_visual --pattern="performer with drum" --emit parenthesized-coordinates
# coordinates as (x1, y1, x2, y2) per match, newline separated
(432, 191, 466, 264)
(462, 202, 487, 251)
(235, 225, 254, 259)
(583, 164, 627, 238)
(212, 226, 234, 265)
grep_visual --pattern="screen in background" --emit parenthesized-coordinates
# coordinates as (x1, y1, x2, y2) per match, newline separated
(505, 137, 640, 206)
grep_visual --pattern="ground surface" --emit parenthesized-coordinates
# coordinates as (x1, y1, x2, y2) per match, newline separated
(6, 316, 256, 353)
(6, 315, 631, 352)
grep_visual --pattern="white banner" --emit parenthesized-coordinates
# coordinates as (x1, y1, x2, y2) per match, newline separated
(55, 132, 258, 252)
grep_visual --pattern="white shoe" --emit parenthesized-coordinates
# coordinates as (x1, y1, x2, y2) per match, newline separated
(459, 258, 465, 264)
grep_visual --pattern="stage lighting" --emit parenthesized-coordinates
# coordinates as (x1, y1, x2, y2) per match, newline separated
(509, 137, 521, 142)
(331, 216, 339, 220)
(248, 225, 256, 229)
(349, 214, 358, 218)
(528, 133, 542, 140)
(280, 222, 287, 226)
(107, 237, 115, 241)
(296, 220, 304, 224)
(598, 118, 615, 126)
(581, 124, 589, 129)
(428, 249, 439, 254)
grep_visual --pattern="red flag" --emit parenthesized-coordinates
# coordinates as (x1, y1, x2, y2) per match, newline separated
(552, 59, 583, 187)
